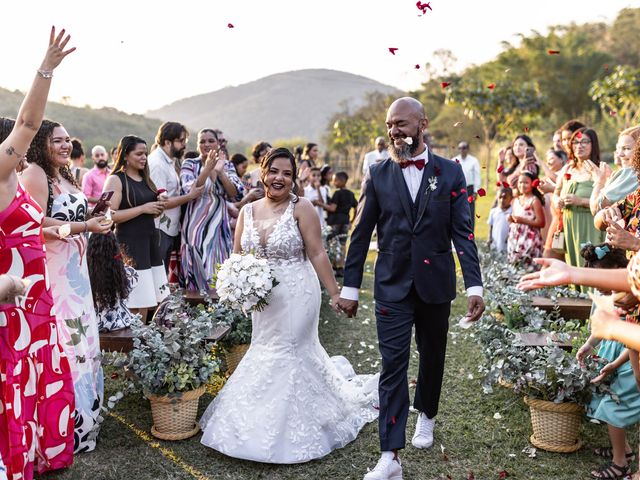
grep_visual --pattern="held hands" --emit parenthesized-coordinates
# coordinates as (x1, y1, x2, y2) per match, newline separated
(330, 293, 343, 314)
(41, 27, 76, 72)
(336, 297, 358, 317)
(188, 183, 205, 200)
(517, 258, 574, 291)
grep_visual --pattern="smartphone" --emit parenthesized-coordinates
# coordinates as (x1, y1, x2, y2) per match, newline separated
(92, 191, 114, 216)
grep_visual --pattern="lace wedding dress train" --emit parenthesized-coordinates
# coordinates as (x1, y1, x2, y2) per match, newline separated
(199, 199, 379, 463)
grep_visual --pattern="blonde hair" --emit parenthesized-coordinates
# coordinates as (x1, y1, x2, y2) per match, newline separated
(620, 125, 640, 142)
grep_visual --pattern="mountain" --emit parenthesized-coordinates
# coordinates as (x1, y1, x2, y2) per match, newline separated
(0, 87, 163, 150)
(146, 69, 402, 143)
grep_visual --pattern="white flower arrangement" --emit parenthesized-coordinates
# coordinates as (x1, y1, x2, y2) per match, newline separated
(214, 253, 279, 314)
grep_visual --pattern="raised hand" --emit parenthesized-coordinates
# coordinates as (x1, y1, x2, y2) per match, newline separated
(517, 258, 573, 291)
(41, 27, 76, 72)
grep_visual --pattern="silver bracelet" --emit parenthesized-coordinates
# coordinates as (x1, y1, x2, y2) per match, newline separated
(37, 69, 53, 79)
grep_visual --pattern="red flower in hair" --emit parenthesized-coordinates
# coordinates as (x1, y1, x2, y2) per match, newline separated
(532, 179, 540, 188)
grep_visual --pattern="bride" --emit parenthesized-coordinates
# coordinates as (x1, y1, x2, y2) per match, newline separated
(200, 147, 378, 463)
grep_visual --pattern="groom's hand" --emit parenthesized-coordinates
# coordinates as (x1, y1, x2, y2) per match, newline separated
(466, 295, 485, 323)
(337, 298, 358, 317)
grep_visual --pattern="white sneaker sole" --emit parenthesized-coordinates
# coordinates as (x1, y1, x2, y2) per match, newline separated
(411, 439, 433, 449)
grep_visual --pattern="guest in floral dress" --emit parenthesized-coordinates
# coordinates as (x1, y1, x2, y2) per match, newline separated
(21, 120, 112, 454)
(0, 27, 76, 479)
(507, 172, 545, 268)
(180, 129, 242, 291)
(87, 232, 139, 331)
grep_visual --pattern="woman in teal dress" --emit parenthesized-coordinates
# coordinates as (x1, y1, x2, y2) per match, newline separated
(575, 243, 640, 479)
(553, 128, 605, 290)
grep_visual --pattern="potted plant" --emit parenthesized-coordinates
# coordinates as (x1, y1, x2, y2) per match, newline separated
(128, 293, 222, 440)
(196, 299, 252, 374)
(478, 316, 612, 453)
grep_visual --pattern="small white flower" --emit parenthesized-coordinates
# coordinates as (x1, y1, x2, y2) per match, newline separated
(428, 176, 438, 191)
(493, 412, 502, 420)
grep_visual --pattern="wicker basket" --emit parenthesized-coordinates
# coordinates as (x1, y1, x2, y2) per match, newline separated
(225, 344, 250, 374)
(524, 396, 583, 453)
(146, 386, 206, 440)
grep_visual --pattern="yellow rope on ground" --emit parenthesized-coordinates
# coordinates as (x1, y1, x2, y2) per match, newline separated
(109, 411, 210, 480)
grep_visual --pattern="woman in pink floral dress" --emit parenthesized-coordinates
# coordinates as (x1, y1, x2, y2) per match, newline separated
(0, 28, 76, 480)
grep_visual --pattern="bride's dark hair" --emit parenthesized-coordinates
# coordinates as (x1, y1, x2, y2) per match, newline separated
(260, 147, 299, 198)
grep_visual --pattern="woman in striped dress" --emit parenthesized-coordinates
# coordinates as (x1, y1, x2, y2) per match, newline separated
(180, 129, 242, 291)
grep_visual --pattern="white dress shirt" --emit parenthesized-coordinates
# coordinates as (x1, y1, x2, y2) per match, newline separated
(148, 147, 181, 237)
(342, 146, 483, 301)
(362, 148, 391, 175)
(451, 153, 481, 192)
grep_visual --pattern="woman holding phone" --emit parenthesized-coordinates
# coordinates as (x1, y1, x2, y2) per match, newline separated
(103, 135, 170, 319)
(502, 135, 540, 191)
(180, 129, 243, 291)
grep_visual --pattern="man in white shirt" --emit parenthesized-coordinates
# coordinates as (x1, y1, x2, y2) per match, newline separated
(148, 121, 203, 273)
(451, 141, 481, 230)
(338, 98, 484, 480)
(362, 137, 390, 177)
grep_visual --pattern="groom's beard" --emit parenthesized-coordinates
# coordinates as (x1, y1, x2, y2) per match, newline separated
(388, 128, 421, 163)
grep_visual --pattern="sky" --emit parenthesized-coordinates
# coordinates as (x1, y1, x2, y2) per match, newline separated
(2, 0, 635, 115)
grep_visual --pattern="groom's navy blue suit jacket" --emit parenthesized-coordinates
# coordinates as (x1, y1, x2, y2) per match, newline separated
(344, 151, 482, 304)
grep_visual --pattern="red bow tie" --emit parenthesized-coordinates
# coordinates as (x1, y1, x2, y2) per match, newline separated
(400, 159, 426, 170)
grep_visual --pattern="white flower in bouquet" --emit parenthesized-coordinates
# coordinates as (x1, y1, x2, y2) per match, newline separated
(214, 253, 279, 313)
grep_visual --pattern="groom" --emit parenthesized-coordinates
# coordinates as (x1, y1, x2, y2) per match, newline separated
(337, 97, 484, 480)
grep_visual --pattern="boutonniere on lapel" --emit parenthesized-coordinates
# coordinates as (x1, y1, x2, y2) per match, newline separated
(428, 176, 438, 191)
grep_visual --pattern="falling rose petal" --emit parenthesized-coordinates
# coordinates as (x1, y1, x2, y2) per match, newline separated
(496, 181, 502, 187)
(467, 195, 474, 203)
(477, 188, 486, 197)
(392, 416, 397, 425)
(487, 83, 496, 90)
(389, 47, 399, 55)
(415, 64, 420, 69)
(502, 181, 510, 188)
(416, 1, 432, 14)
(497, 165, 504, 173)
(523, 126, 529, 133)
(458, 251, 464, 255)
(453, 121, 464, 127)
(440, 82, 451, 89)
(460, 188, 467, 193)
(547, 49, 560, 55)
(498, 471, 509, 479)
(454, 159, 460, 164)
(468, 233, 475, 240)
(424, 258, 431, 265)
(227, 23, 234, 28)
(476, 214, 481, 218)
(111, 372, 119, 380)
(564, 173, 572, 180)
(451, 191, 458, 197)
(609, 110, 617, 116)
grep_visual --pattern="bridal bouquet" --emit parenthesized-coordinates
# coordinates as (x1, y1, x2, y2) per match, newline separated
(214, 253, 278, 313)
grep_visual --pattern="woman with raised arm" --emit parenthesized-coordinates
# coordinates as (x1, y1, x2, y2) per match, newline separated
(0, 27, 76, 480)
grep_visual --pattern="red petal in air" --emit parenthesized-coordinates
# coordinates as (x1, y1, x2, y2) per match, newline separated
(451, 191, 458, 197)
(467, 195, 474, 203)
(610, 110, 617, 116)
(440, 82, 451, 89)
(389, 47, 399, 55)
(477, 188, 486, 196)
(460, 188, 467, 193)
(487, 83, 496, 90)
(424, 258, 431, 265)
(415, 64, 420, 69)
(523, 126, 529, 133)
(547, 49, 560, 55)
(468, 233, 475, 240)
(496, 181, 502, 187)
(476, 214, 481, 218)
(497, 165, 504, 173)
(392, 416, 396, 424)
(227, 23, 234, 28)
(502, 181, 510, 188)
(111, 372, 119, 379)
(564, 173, 572, 180)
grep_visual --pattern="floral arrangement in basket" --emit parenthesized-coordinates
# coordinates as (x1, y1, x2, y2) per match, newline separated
(213, 252, 279, 314)
(127, 292, 222, 395)
(194, 298, 252, 349)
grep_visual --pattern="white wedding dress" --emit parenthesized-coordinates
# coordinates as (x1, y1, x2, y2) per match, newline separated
(199, 199, 379, 463)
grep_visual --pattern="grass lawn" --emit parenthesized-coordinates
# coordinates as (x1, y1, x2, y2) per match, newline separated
(48, 193, 623, 480)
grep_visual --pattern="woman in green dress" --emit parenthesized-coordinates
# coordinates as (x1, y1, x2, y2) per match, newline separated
(553, 128, 605, 287)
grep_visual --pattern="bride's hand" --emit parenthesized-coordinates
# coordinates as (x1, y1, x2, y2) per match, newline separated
(330, 293, 342, 314)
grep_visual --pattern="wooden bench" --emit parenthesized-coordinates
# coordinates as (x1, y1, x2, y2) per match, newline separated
(531, 296, 592, 321)
(100, 289, 223, 353)
(514, 332, 577, 351)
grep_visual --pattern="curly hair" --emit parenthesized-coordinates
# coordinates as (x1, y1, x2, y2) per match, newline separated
(87, 232, 132, 310)
(27, 119, 79, 188)
(580, 242, 628, 269)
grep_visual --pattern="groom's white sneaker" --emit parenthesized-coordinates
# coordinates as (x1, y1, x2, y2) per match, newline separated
(363, 451, 402, 480)
(411, 412, 435, 449)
